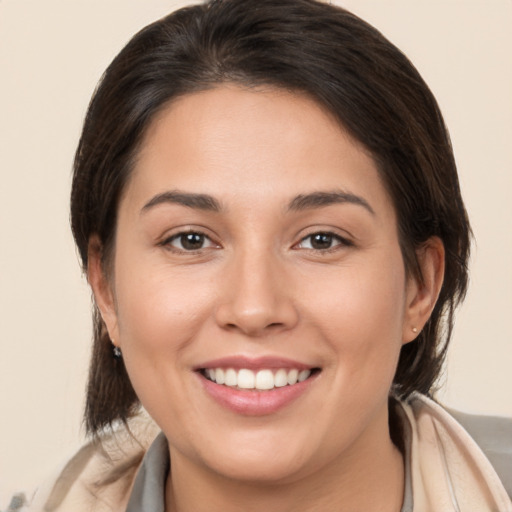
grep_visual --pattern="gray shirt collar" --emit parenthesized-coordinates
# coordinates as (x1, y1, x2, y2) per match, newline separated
(126, 431, 169, 512)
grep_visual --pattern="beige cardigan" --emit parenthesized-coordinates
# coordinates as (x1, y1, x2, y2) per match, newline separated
(9, 394, 512, 512)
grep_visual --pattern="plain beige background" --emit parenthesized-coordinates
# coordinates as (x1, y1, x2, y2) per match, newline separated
(1, 0, 511, 502)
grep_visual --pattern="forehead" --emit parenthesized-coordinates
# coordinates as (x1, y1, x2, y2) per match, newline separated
(124, 85, 393, 219)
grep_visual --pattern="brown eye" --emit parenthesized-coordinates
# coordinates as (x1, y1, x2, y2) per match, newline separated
(180, 233, 205, 250)
(296, 232, 352, 251)
(310, 233, 335, 250)
(165, 232, 216, 251)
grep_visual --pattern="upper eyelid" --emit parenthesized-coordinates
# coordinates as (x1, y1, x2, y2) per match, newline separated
(159, 226, 215, 241)
(167, 229, 210, 240)
(301, 231, 350, 241)
(296, 227, 354, 243)
(297, 232, 352, 246)
(159, 229, 219, 250)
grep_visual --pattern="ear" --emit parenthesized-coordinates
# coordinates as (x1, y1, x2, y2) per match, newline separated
(402, 236, 445, 344)
(87, 235, 120, 346)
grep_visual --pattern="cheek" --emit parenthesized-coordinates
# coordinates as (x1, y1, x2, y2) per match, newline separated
(304, 251, 407, 376)
(112, 252, 215, 368)
(300, 254, 407, 443)
(111, 259, 214, 423)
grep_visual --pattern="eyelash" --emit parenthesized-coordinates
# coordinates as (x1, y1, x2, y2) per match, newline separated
(294, 232, 353, 253)
(160, 229, 353, 254)
(160, 230, 219, 253)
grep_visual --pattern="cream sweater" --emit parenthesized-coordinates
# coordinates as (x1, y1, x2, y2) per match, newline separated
(6, 394, 512, 512)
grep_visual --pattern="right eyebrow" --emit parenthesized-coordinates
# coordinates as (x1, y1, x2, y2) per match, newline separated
(140, 190, 222, 214)
(287, 190, 375, 216)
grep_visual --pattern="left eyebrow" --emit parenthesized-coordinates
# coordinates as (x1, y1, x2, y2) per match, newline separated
(141, 190, 222, 214)
(287, 190, 375, 215)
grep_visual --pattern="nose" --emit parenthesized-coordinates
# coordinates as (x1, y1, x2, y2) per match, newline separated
(214, 249, 299, 337)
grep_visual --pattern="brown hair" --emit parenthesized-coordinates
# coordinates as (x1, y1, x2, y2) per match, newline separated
(70, 0, 471, 435)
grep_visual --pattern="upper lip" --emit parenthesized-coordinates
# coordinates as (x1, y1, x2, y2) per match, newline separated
(194, 355, 316, 371)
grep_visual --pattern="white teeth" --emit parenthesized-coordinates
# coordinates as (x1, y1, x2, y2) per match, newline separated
(287, 369, 299, 385)
(255, 370, 274, 390)
(298, 369, 311, 382)
(224, 368, 237, 386)
(274, 369, 288, 388)
(215, 368, 225, 385)
(204, 367, 314, 390)
(237, 369, 255, 389)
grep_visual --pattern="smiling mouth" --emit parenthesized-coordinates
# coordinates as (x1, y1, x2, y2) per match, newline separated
(200, 367, 321, 391)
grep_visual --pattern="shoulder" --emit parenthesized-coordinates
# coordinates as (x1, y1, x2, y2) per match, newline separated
(403, 393, 512, 500)
(18, 415, 159, 512)
(448, 407, 512, 498)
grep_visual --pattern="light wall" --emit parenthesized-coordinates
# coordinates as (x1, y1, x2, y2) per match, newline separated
(0, 0, 510, 502)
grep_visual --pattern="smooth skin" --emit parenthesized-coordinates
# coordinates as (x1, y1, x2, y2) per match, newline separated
(89, 86, 444, 512)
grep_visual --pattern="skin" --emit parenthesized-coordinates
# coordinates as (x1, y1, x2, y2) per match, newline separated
(89, 86, 444, 512)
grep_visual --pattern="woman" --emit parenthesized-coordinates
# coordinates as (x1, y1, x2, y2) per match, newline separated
(12, 0, 511, 510)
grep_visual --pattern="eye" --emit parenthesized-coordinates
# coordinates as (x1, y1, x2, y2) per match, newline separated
(296, 232, 351, 251)
(163, 231, 217, 252)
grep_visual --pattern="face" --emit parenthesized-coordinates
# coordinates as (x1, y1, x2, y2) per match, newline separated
(92, 86, 434, 484)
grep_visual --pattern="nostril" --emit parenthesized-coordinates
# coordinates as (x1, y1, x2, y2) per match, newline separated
(221, 319, 285, 335)
(215, 298, 299, 336)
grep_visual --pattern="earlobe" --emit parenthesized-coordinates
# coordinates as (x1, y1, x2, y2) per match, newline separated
(87, 235, 119, 344)
(402, 237, 445, 344)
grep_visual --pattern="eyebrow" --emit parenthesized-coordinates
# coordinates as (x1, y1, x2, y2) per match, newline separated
(287, 191, 375, 215)
(141, 190, 222, 213)
(140, 189, 374, 216)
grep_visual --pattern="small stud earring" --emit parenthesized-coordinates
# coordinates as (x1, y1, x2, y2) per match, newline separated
(412, 327, 418, 333)
(112, 344, 122, 359)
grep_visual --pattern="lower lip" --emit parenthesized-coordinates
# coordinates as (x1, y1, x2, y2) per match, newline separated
(198, 372, 318, 416)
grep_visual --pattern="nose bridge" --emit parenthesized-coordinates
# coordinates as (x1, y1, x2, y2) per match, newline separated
(215, 242, 297, 335)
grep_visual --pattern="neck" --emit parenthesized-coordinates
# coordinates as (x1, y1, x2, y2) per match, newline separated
(165, 413, 404, 512)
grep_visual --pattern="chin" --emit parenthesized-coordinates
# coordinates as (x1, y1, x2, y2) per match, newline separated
(192, 428, 318, 484)
(210, 453, 308, 484)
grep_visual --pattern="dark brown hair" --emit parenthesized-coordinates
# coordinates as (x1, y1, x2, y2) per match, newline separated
(70, 0, 471, 435)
